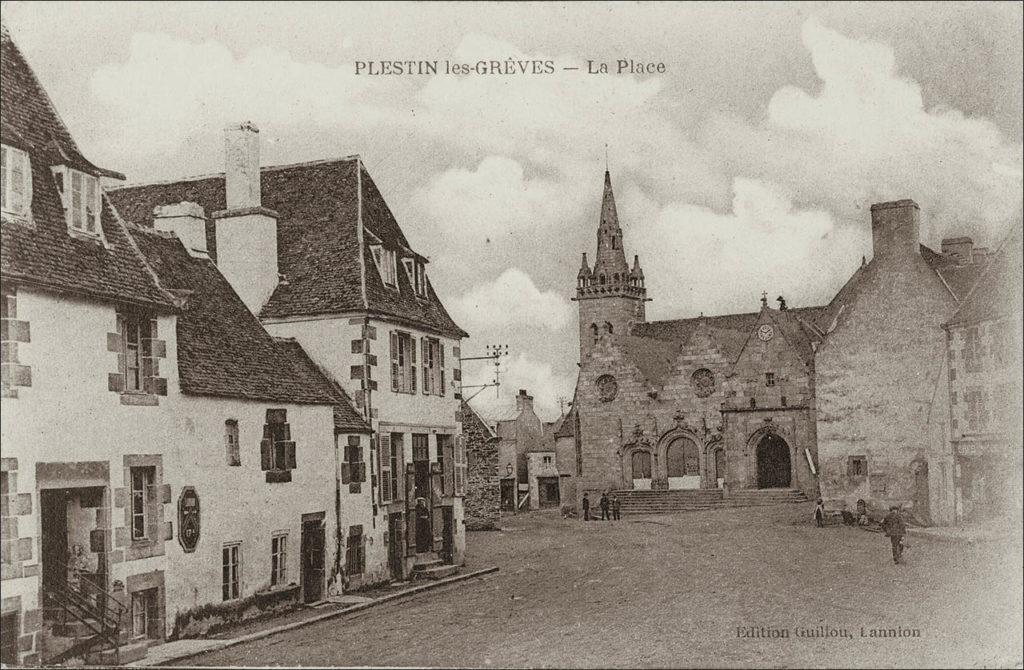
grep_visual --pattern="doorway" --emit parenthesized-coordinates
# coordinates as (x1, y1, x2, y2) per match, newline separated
(300, 517, 325, 603)
(712, 448, 726, 488)
(411, 434, 432, 553)
(441, 507, 454, 564)
(631, 451, 652, 489)
(666, 438, 700, 489)
(537, 477, 561, 507)
(41, 489, 70, 603)
(500, 479, 516, 511)
(388, 513, 404, 579)
(756, 434, 791, 488)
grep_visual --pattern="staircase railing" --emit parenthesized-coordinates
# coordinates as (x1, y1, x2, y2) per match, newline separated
(43, 574, 126, 665)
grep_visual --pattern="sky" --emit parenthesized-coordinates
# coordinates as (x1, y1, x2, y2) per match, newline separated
(3, 1, 1022, 421)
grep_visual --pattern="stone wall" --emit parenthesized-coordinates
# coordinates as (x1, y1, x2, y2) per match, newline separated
(461, 402, 500, 530)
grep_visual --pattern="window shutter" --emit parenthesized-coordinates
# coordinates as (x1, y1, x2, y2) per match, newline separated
(341, 462, 351, 485)
(405, 462, 416, 503)
(260, 439, 272, 471)
(439, 343, 446, 396)
(422, 338, 430, 395)
(432, 505, 444, 552)
(409, 336, 417, 394)
(390, 331, 399, 392)
(443, 438, 455, 497)
(357, 462, 367, 483)
(285, 441, 296, 470)
(379, 435, 392, 502)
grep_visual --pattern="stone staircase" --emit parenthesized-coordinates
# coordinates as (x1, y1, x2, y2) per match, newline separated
(411, 552, 458, 581)
(611, 488, 808, 515)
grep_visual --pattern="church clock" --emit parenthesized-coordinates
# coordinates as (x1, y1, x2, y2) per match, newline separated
(757, 324, 775, 342)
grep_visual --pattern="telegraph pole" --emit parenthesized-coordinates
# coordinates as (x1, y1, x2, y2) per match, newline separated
(459, 344, 509, 402)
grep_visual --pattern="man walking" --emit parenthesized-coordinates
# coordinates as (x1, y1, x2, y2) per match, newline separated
(600, 491, 610, 521)
(582, 492, 591, 521)
(881, 505, 907, 564)
(611, 494, 621, 521)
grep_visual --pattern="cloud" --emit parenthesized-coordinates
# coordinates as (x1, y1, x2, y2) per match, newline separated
(450, 268, 574, 335)
(706, 18, 1023, 244)
(464, 352, 574, 422)
(90, 32, 386, 152)
(633, 178, 865, 317)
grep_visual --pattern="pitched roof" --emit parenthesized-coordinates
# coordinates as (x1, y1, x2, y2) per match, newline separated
(128, 226, 337, 405)
(946, 227, 1023, 327)
(553, 402, 577, 438)
(1, 28, 174, 311)
(461, 400, 498, 440)
(274, 338, 372, 433)
(109, 159, 468, 339)
(631, 305, 826, 364)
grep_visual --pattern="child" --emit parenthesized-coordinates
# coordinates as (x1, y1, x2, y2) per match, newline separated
(814, 498, 826, 527)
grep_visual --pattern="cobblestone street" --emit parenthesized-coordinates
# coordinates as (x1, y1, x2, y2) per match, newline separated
(178, 505, 1022, 668)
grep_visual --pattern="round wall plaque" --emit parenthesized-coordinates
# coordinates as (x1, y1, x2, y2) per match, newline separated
(596, 374, 618, 402)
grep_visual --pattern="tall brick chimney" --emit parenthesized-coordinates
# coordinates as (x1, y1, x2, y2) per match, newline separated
(516, 389, 534, 414)
(870, 199, 920, 262)
(214, 122, 279, 315)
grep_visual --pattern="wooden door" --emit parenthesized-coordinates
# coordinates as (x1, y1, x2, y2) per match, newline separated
(301, 519, 325, 603)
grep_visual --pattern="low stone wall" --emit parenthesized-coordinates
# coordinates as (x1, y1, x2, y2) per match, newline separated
(171, 584, 301, 639)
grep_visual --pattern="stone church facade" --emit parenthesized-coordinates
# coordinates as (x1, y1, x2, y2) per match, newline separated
(565, 172, 998, 526)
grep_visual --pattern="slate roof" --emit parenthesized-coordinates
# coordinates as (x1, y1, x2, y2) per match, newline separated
(946, 227, 1023, 327)
(109, 159, 468, 339)
(461, 400, 498, 440)
(129, 226, 338, 405)
(0, 27, 175, 311)
(274, 338, 372, 433)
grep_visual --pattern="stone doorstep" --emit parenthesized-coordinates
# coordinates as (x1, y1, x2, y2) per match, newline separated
(126, 566, 500, 667)
(413, 564, 458, 580)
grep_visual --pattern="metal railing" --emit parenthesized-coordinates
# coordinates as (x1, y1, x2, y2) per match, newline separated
(43, 573, 126, 665)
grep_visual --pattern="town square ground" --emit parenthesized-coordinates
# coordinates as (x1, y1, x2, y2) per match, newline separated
(177, 505, 1022, 668)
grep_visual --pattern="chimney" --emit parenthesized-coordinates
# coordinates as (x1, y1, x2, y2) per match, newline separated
(154, 202, 208, 258)
(516, 389, 534, 414)
(213, 122, 280, 315)
(941, 237, 974, 264)
(870, 199, 920, 262)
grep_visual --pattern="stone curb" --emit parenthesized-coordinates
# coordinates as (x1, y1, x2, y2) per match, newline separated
(134, 566, 500, 667)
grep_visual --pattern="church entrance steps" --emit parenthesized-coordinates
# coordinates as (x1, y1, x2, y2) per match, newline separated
(610, 488, 807, 514)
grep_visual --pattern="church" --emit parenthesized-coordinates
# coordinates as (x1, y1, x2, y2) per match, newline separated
(562, 171, 995, 525)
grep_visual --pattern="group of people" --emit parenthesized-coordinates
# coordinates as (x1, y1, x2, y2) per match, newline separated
(813, 497, 910, 565)
(581, 491, 620, 521)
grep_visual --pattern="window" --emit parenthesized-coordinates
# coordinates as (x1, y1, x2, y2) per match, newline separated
(270, 534, 288, 587)
(965, 387, 989, 433)
(120, 315, 146, 393)
(749, 397, 756, 409)
(260, 409, 296, 482)
(345, 526, 365, 575)
(342, 436, 366, 491)
(604, 322, 613, 335)
(964, 327, 983, 373)
(421, 337, 445, 396)
(590, 323, 599, 344)
(53, 166, 101, 234)
(765, 372, 775, 387)
(371, 246, 398, 288)
(454, 436, 467, 496)
(848, 456, 867, 478)
(222, 543, 241, 601)
(130, 467, 154, 541)
(390, 331, 417, 394)
(401, 258, 428, 297)
(543, 455, 552, 464)
(0, 145, 31, 217)
(225, 420, 240, 466)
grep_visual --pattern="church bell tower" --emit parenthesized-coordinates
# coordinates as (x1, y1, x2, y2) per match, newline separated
(572, 170, 648, 359)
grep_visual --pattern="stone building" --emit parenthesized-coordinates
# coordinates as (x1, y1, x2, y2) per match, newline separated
(460, 401, 500, 530)
(0, 26, 370, 665)
(943, 229, 1023, 524)
(110, 122, 471, 582)
(490, 389, 567, 510)
(563, 171, 994, 525)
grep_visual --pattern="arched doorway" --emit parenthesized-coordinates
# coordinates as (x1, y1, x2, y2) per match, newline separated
(631, 451, 652, 490)
(756, 434, 791, 488)
(711, 448, 725, 488)
(666, 438, 700, 489)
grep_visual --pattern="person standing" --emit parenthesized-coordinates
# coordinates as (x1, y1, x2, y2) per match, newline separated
(814, 498, 825, 527)
(881, 505, 907, 564)
(582, 492, 591, 521)
(600, 491, 610, 521)
(611, 494, 621, 521)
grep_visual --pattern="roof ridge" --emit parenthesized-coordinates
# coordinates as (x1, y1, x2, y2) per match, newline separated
(111, 155, 362, 191)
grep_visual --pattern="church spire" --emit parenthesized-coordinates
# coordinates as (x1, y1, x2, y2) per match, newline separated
(593, 170, 630, 277)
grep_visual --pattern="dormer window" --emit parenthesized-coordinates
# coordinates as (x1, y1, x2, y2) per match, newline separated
(402, 258, 428, 297)
(371, 245, 398, 288)
(0, 145, 32, 218)
(52, 165, 102, 235)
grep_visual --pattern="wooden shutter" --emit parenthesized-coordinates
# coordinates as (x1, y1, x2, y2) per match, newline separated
(379, 435, 392, 502)
(356, 462, 367, 483)
(405, 464, 417, 554)
(405, 462, 416, 504)
(439, 343, 446, 396)
(409, 336, 417, 394)
(340, 462, 351, 485)
(422, 338, 430, 395)
(390, 331, 399, 392)
(285, 441, 296, 470)
(442, 437, 455, 497)
(258, 440, 270, 473)
(432, 505, 444, 552)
